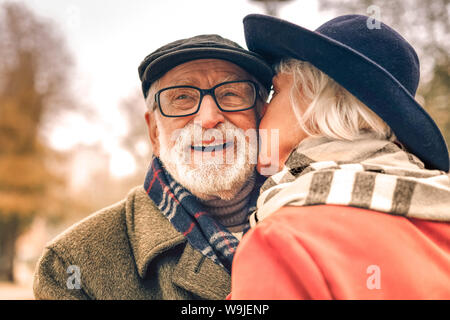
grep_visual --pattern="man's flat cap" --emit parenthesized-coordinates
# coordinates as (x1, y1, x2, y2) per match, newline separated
(138, 34, 273, 98)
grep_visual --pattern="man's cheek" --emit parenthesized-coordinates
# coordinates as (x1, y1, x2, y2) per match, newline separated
(231, 115, 258, 132)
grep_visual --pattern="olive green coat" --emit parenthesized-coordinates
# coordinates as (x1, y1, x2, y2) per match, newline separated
(33, 186, 231, 300)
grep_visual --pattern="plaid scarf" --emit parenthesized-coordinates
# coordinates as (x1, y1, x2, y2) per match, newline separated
(144, 157, 262, 273)
(250, 133, 450, 227)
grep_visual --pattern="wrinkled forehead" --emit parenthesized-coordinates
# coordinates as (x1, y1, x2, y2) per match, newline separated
(159, 58, 253, 87)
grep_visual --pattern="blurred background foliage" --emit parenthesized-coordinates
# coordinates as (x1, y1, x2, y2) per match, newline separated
(0, 2, 74, 281)
(0, 2, 147, 284)
(0, 0, 448, 290)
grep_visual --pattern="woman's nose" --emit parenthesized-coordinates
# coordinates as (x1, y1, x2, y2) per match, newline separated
(261, 102, 269, 117)
(194, 95, 225, 129)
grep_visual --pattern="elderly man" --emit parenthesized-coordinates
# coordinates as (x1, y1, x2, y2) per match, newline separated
(33, 34, 272, 300)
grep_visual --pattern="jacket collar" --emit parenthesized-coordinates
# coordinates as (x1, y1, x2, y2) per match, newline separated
(125, 186, 186, 279)
(125, 186, 230, 299)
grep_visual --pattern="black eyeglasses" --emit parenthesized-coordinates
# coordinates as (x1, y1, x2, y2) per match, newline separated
(155, 80, 258, 117)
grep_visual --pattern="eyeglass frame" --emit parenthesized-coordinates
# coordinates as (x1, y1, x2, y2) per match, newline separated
(154, 80, 260, 118)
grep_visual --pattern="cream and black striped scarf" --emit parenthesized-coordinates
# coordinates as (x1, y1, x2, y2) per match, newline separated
(250, 133, 450, 227)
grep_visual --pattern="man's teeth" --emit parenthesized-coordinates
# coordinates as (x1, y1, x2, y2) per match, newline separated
(191, 142, 232, 151)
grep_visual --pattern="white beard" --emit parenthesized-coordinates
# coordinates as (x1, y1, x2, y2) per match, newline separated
(158, 121, 258, 200)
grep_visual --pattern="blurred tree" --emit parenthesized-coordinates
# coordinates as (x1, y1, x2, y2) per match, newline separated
(0, 2, 75, 282)
(119, 89, 152, 182)
(64, 143, 143, 217)
(317, 0, 450, 148)
(250, 0, 294, 16)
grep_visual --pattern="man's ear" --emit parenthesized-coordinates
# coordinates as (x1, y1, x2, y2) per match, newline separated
(145, 110, 160, 157)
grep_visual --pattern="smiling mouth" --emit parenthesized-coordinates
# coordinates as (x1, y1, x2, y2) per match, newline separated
(191, 141, 233, 152)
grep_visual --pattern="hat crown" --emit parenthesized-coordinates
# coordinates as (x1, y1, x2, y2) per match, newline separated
(138, 34, 273, 98)
(155, 34, 244, 53)
(316, 15, 420, 95)
(138, 34, 244, 81)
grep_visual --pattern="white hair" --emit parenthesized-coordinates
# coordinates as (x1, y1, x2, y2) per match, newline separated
(145, 79, 160, 111)
(276, 58, 394, 141)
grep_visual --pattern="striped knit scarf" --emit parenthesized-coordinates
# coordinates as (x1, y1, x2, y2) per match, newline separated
(250, 133, 450, 227)
(144, 157, 261, 273)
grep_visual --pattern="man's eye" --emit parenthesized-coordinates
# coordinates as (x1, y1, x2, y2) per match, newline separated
(172, 92, 198, 101)
(223, 91, 238, 97)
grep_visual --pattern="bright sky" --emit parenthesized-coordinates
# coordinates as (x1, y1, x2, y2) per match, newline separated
(3, 0, 333, 177)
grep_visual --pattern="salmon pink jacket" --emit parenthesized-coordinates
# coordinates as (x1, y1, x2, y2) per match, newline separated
(230, 205, 450, 299)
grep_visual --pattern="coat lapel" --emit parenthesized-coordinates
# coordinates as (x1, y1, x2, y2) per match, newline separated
(125, 186, 230, 299)
(125, 186, 186, 278)
(172, 243, 231, 300)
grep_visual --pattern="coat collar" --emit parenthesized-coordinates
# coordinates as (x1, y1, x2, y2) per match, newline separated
(125, 186, 185, 279)
(125, 186, 230, 299)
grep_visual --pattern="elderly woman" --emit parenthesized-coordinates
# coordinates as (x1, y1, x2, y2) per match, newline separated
(230, 14, 450, 299)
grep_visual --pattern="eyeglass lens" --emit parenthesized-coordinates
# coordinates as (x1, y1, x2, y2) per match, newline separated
(158, 81, 256, 116)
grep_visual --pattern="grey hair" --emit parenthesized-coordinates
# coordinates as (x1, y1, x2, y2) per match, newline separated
(276, 58, 394, 141)
(145, 79, 160, 112)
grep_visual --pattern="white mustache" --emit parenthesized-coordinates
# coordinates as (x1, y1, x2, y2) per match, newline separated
(158, 120, 260, 200)
(172, 122, 244, 152)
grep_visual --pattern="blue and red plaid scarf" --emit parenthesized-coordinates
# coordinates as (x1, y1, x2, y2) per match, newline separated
(144, 157, 263, 273)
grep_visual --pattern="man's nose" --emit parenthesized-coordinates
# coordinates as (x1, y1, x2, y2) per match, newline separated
(194, 95, 225, 129)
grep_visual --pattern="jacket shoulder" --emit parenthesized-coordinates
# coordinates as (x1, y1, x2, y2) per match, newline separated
(48, 195, 128, 256)
(233, 204, 450, 299)
(34, 186, 148, 299)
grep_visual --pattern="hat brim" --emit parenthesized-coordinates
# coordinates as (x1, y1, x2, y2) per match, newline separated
(141, 46, 273, 95)
(244, 14, 449, 171)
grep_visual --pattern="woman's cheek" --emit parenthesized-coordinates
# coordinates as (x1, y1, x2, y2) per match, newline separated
(257, 123, 282, 176)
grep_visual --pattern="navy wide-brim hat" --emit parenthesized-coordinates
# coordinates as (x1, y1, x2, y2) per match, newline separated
(244, 14, 449, 172)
